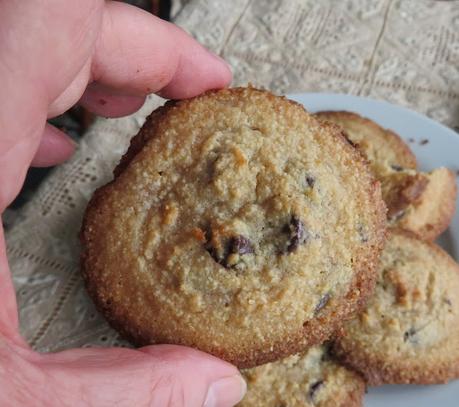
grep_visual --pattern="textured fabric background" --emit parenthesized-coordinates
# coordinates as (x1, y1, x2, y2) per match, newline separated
(5, 0, 459, 351)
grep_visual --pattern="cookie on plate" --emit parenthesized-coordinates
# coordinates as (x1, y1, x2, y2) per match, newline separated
(239, 345, 365, 407)
(314, 111, 417, 174)
(382, 167, 457, 241)
(81, 87, 386, 368)
(333, 229, 459, 385)
(316, 111, 457, 241)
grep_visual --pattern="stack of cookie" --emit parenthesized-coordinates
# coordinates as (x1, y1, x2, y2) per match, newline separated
(240, 111, 459, 406)
(315, 112, 459, 385)
(80, 88, 458, 406)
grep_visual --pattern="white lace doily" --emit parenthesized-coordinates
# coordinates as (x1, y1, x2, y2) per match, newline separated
(6, 0, 459, 352)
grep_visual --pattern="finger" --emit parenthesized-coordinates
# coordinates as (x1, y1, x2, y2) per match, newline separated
(92, 1, 232, 99)
(39, 344, 246, 407)
(47, 59, 92, 119)
(78, 82, 146, 117)
(31, 124, 76, 167)
(139, 345, 246, 407)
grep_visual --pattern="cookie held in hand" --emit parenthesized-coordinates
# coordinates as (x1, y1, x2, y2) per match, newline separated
(81, 87, 386, 368)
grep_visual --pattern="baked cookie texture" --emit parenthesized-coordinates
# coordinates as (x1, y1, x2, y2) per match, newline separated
(81, 87, 386, 368)
(239, 345, 365, 407)
(382, 167, 457, 241)
(314, 111, 417, 174)
(333, 229, 459, 385)
(315, 111, 457, 241)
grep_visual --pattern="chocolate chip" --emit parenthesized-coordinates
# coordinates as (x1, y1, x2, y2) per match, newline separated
(287, 216, 308, 252)
(391, 164, 404, 172)
(230, 235, 254, 256)
(308, 380, 324, 401)
(420, 139, 429, 145)
(444, 298, 452, 306)
(404, 327, 417, 343)
(314, 293, 330, 315)
(306, 175, 315, 188)
(205, 231, 254, 268)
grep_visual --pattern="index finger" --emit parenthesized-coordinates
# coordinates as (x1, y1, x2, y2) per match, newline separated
(91, 1, 232, 99)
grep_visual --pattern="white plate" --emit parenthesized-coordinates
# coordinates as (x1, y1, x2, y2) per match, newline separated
(288, 93, 459, 407)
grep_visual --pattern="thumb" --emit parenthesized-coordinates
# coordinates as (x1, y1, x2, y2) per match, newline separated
(37, 344, 246, 407)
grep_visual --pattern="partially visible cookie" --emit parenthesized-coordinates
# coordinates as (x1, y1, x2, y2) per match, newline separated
(239, 345, 365, 407)
(383, 167, 457, 241)
(81, 87, 386, 368)
(314, 111, 417, 173)
(316, 111, 457, 241)
(333, 229, 459, 385)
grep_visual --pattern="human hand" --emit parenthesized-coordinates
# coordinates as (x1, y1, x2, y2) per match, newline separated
(0, 1, 245, 406)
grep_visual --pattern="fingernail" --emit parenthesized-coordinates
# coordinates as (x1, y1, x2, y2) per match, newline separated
(204, 374, 247, 407)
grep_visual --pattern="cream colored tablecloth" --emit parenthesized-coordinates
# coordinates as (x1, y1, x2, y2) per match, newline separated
(6, 0, 459, 352)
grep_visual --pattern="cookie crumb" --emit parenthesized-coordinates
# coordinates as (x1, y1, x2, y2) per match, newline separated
(420, 139, 429, 145)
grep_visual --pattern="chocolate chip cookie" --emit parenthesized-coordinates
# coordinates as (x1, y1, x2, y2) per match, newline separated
(316, 111, 457, 241)
(333, 229, 459, 385)
(314, 111, 417, 174)
(81, 87, 386, 368)
(239, 345, 365, 407)
(381, 167, 457, 241)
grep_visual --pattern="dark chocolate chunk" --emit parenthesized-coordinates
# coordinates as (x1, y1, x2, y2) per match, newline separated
(308, 380, 324, 401)
(403, 327, 417, 343)
(205, 230, 254, 268)
(314, 293, 331, 315)
(230, 235, 254, 256)
(391, 164, 404, 172)
(287, 215, 308, 253)
(306, 175, 315, 188)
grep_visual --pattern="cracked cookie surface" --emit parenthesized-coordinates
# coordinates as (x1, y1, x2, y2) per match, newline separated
(333, 229, 459, 384)
(315, 111, 457, 241)
(239, 345, 364, 407)
(81, 87, 386, 368)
